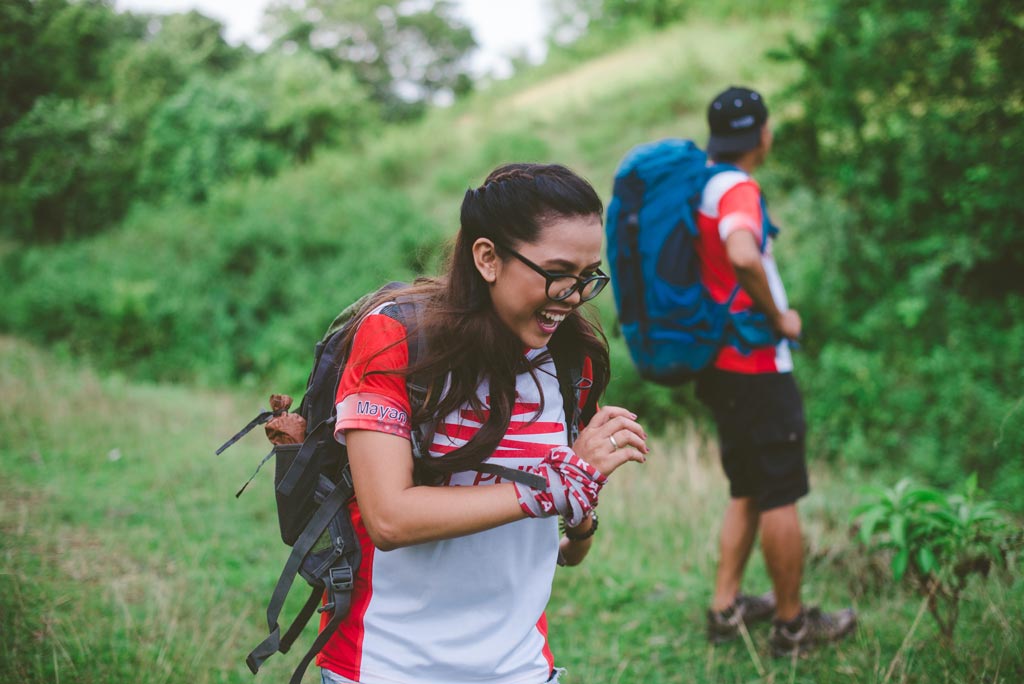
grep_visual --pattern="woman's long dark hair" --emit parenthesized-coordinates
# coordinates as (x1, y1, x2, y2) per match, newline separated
(349, 163, 610, 481)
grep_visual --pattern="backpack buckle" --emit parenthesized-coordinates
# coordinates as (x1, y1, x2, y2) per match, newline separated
(328, 565, 354, 592)
(317, 564, 355, 615)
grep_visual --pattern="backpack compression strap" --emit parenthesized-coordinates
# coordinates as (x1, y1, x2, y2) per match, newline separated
(279, 490, 361, 684)
(214, 408, 278, 455)
(245, 460, 355, 675)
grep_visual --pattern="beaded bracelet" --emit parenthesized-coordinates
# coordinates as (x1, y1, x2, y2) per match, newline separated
(561, 510, 599, 541)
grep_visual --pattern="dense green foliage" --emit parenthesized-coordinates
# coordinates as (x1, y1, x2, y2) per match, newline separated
(0, 14, 802, 418)
(1, 0, 149, 240)
(1, 4, 1022, 681)
(0, 0, 470, 241)
(1, 159, 442, 387)
(773, 0, 1024, 509)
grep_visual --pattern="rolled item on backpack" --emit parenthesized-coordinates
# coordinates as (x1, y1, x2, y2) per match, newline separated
(265, 395, 307, 445)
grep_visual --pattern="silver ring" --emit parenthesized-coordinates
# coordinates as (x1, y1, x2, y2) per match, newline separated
(608, 434, 620, 450)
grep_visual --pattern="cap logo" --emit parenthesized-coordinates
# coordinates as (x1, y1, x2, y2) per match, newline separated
(729, 115, 755, 129)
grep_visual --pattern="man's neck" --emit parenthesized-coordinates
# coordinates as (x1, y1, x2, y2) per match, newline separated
(732, 153, 760, 174)
(716, 149, 765, 174)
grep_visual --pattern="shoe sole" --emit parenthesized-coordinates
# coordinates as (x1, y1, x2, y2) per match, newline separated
(770, 619, 857, 658)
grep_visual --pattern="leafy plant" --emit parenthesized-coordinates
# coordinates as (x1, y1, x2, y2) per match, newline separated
(852, 474, 1022, 645)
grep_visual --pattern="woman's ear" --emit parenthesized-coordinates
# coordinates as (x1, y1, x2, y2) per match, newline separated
(472, 238, 499, 283)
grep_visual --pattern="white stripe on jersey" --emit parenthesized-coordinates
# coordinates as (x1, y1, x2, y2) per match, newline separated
(699, 170, 751, 217)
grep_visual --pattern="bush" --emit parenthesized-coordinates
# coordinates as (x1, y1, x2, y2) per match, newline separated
(852, 475, 1022, 644)
(0, 97, 138, 242)
(0, 155, 447, 391)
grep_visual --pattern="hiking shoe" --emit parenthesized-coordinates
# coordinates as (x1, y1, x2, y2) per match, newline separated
(769, 606, 857, 656)
(706, 592, 777, 644)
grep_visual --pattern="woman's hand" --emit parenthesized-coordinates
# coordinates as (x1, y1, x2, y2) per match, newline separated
(514, 447, 605, 525)
(572, 405, 648, 476)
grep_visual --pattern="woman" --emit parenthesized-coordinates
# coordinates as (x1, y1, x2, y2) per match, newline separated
(320, 163, 648, 683)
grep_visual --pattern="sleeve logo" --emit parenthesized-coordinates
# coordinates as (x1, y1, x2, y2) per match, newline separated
(356, 399, 409, 424)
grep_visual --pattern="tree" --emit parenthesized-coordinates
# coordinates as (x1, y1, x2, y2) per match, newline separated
(261, 0, 476, 119)
(0, 2, 249, 241)
(137, 75, 284, 203)
(234, 52, 378, 162)
(33, 0, 148, 100)
(0, 97, 136, 241)
(0, 0, 56, 130)
(136, 54, 376, 202)
(778, 0, 1024, 296)
(111, 10, 247, 124)
(0, 0, 145, 129)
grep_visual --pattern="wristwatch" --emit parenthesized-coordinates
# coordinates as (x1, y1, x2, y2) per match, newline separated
(562, 510, 599, 541)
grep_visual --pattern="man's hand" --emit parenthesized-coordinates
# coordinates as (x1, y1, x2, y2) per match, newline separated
(773, 309, 802, 340)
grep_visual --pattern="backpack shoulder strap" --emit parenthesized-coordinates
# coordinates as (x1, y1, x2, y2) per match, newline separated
(377, 294, 434, 460)
(551, 350, 595, 447)
(380, 294, 546, 491)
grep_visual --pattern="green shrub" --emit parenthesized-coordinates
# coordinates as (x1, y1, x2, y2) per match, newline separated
(852, 475, 1022, 644)
(0, 97, 138, 241)
(0, 163, 445, 390)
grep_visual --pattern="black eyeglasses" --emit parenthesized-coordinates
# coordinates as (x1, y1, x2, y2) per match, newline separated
(499, 244, 610, 303)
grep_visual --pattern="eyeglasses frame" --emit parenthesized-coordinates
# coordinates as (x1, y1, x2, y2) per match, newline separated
(496, 242, 610, 303)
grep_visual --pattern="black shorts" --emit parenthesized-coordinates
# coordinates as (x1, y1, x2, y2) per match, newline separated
(696, 369, 809, 510)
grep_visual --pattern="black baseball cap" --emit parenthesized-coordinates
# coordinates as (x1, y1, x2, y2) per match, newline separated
(706, 86, 769, 157)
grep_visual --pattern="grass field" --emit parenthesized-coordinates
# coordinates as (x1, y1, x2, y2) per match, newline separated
(2, 336, 1021, 683)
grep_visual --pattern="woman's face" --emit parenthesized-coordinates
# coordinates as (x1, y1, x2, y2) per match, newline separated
(473, 213, 604, 349)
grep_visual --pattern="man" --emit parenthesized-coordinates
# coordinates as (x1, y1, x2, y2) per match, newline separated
(694, 85, 856, 656)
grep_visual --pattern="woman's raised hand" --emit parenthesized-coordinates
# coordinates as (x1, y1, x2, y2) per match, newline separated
(572, 406, 648, 476)
(513, 447, 605, 525)
(513, 410, 647, 525)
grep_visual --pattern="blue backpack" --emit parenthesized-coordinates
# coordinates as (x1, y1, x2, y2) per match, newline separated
(605, 138, 778, 385)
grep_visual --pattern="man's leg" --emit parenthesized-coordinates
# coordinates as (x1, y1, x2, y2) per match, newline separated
(765, 501, 856, 656)
(760, 502, 803, 621)
(711, 496, 759, 612)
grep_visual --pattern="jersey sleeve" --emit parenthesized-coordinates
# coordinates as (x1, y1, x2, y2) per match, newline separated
(334, 311, 412, 443)
(716, 180, 763, 244)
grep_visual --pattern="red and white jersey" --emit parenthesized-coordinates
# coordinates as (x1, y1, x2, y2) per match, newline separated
(318, 304, 588, 683)
(695, 169, 793, 374)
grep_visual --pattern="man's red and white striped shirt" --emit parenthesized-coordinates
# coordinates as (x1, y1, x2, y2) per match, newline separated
(695, 169, 794, 374)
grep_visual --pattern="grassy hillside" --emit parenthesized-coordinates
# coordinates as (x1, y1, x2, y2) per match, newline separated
(2, 335, 1021, 683)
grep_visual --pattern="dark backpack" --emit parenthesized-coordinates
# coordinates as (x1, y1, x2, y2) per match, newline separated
(605, 138, 779, 385)
(216, 282, 593, 684)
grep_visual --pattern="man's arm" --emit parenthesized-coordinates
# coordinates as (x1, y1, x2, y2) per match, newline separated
(724, 230, 802, 340)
